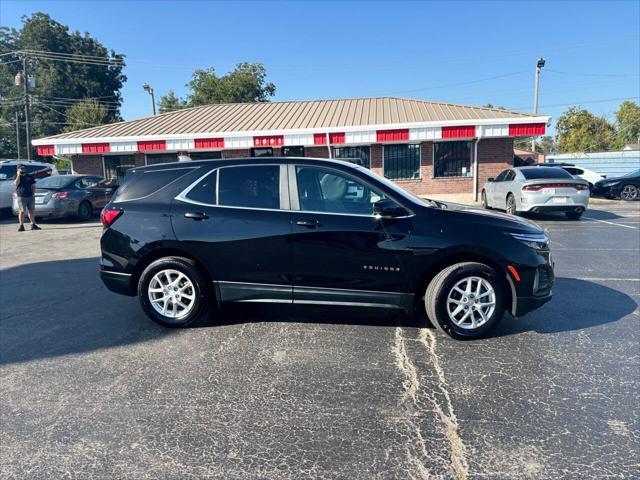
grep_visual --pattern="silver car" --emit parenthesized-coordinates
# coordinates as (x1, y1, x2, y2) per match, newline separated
(0, 160, 58, 212)
(481, 166, 590, 220)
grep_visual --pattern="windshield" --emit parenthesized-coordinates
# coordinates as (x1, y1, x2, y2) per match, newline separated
(623, 169, 640, 177)
(521, 167, 573, 180)
(36, 176, 74, 189)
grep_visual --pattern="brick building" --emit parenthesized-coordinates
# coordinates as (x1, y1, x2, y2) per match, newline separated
(32, 97, 549, 199)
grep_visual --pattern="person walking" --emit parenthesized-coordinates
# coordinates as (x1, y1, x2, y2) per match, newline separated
(14, 164, 41, 231)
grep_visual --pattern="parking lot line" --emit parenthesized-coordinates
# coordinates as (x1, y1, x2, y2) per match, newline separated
(582, 217, 638, 229)
(575, 277, 640, 281)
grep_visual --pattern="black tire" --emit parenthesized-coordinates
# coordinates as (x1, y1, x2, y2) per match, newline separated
(424, 262, 505, 339)
(138, 256, 210, 328)
(77, 201, 93, 221)
(620, 184, 638, 201)
(565, 210, 583, 220)
(481, 190, 489, 209)
(506, 193, 519, 216)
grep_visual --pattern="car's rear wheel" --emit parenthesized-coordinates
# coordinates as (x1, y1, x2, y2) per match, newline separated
(425, 262, 505, 339)
(481, 190, 489, 209)
(77, 201, 92, 221)
(621, 184, 638, 201)
(506, 194, 519, 215)
(138, 257, 210, 328)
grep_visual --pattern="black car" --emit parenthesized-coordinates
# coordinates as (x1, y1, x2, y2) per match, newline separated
(592, 168, 640, 201)
(99, 157, 554, 339)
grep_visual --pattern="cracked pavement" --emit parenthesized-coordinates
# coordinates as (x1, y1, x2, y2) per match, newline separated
(1, 202, 638, 479)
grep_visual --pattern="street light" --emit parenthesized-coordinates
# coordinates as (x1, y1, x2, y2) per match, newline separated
(143, 83, 156, 116)
(532, 57, 545, 151)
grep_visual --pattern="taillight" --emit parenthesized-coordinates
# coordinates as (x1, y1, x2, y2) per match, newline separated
(100, 208, 123, 227)
(52, 191, 70, 199)
(523, 183, 589, 191)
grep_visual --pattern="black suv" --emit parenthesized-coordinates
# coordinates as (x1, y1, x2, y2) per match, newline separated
(99, 157, 554, 339)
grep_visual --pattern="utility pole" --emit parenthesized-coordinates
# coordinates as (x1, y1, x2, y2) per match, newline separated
(15, 111, 21, 160)
(532, 57, 545, 152)
(16, 56, 33, 160)
(143, 83, 156, 115)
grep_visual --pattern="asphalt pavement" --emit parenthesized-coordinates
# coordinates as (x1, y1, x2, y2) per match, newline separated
(0, 202, 638, 479)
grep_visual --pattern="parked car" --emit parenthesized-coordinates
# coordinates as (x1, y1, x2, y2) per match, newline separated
(592, 168, 640, 201)
(13, 175, 116, 220)
(481, 166, 590, 219)
(551, 164, 606, 190)
(99, 157, 554, 340)
(0, 160, 58, 213)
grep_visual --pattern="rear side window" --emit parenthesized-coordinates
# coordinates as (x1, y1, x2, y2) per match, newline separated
(185, 170, 218, 204)
(114, 168, 193, 202)
(218, 166, 279, 209)
(522, 167, 572, 180)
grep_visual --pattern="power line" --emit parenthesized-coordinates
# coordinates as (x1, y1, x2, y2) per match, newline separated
(546, 69, 640, 78)
(383, 71, 529, 95)
(509, 96, 640, 111)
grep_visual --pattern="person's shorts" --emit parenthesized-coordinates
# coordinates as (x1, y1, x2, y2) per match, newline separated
(17, 196, 35, 212)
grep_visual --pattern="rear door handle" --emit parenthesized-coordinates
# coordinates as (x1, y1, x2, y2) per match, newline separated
(296, 219, 321, 228)
(184, 212, 209, 221)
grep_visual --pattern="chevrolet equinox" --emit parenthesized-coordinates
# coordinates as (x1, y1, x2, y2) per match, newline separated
(99, 157, 554, 339)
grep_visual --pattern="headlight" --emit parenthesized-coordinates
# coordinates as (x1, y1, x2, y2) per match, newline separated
(601, 180, 620, 187)
(509, 232, 549, 250)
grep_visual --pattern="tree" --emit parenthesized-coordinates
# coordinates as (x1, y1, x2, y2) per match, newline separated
(158, 62, 276, 109)
(555, 107, 615, 153)
(63, 99, 108, 132)
(0, 13, 126, 157)
(613, 100, 640, 148)
(158, 89, 186, 113)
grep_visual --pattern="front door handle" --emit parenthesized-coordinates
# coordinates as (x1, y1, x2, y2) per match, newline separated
(296, 219, 321, 228)
(184, 212, 209, 221)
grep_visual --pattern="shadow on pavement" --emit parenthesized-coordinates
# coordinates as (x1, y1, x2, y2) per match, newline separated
(2, 257, 635, 364)
(495, 277, 637, 337)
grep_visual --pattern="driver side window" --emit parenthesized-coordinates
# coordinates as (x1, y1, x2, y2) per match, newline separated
(494, 170, 509, 182)
(296, 167, 386, 215)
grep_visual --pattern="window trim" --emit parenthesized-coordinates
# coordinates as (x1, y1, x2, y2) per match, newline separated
(431, 140, 474, 179)
(382, 143, 422, 181)
(175, 164, 290, 211)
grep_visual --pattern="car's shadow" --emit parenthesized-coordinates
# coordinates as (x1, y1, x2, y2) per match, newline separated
(2, 256, 636, 364)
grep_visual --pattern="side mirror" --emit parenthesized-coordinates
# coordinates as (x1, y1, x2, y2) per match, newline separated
(373, 199, 408, 218)
(487, 177, 495, 182)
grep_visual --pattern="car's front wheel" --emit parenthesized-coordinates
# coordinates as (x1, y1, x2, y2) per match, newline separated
(620, 184, 638, 201)
(425, 262, 505, 339)
(138, 257, 210, 328)
(481, 190, 489, 209)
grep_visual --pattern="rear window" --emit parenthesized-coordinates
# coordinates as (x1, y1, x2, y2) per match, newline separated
(37, 176, 74, 189)
(218, 165, 280, 209)
(521, 167, 572, 180)
(114, 168, 194, 202)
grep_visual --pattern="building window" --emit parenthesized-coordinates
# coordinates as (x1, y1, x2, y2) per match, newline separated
(332, 146, 371, 168)
(189, 151, 222, 160)
(383, 144, 420, 180)
(251, 147, 273, 157)
(104, 155, 136, 183)
(434, 141, 472, 178)
(282, 146, 305, 157)
(145, 153, 178, 165)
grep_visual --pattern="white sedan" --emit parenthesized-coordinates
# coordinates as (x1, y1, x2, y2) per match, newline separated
(481, 166, 590, 220)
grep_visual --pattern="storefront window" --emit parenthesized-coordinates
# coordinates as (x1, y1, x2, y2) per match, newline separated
(189, 151, 222, 160)
(383, 144, 420, 180)
(103, 155, 136, 184)
(434, 141, 472, 178)
(282, 146, 305, 157)
(251, 148, 273, 157)
(332, 146, 371, 168)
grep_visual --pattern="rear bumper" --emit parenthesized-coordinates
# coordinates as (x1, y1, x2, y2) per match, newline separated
(12, 201, 75, 217)
(99, 269, 135, 296)
(519, 193, 589, 213)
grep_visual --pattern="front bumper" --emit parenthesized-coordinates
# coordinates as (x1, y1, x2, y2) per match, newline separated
(514, 293, 552, 317)
(592, 183, 620, 198)
(507, 255, 555, 318)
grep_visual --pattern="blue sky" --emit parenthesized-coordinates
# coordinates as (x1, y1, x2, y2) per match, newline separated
(2, 0, 639, 132)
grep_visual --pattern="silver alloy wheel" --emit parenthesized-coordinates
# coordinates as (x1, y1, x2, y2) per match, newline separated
(446, 276, 496, 330)
(621, 185, 638, 201)
(506, 196, 516, 215)
(148, 269, 196, 319)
